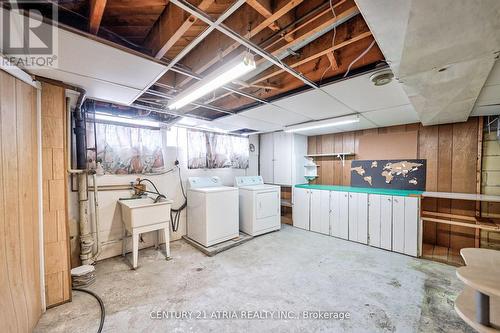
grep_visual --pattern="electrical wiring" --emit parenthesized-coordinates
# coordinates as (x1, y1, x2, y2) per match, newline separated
(343, 39, 376, 78)
(170, 166, 187, 232)
(319, 0, 337, 84)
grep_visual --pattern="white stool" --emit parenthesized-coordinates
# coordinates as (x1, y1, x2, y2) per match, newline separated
(122, 221, 171, 269)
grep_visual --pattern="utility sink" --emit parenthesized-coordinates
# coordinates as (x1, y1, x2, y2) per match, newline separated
(118, 197, 174, 269)
(118, 197, 173, 230)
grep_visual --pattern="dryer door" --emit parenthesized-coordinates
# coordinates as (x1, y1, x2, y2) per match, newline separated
(256, 190, 279, 219)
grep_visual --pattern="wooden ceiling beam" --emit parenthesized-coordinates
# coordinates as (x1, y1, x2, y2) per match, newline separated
(246, 0, 280, 31)
(144, 0, 215, 59)
(252, 32, 372, 85)
(204, 16, 372, 106)
(175, 0, 304, 88)
(89, 0, 107, 34)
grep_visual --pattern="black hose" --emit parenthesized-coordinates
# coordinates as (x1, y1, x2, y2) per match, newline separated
(170, 167, 187, 232)
(72, 288, 105, 333)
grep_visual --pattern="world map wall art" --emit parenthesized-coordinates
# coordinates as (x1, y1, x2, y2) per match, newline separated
(350, 159, 427, 191)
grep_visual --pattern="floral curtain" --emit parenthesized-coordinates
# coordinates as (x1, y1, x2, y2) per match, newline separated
(187, 129, 249, 169)
(88, 123, 166, 174)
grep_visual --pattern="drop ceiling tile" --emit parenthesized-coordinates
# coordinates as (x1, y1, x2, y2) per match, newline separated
(484, 60, 500, 86)
(476, 84, 500, 106)
(322, 73, 410, 112)
(363, 104, 419, 127)
(241, 104, 311, 126)
(212, 114, 281, 132)
(285, 115, 376, 136)
(273, 89, 353, 120)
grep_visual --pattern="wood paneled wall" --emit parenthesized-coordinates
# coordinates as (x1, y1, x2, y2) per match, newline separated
(41, 82, 71, 307)
(0, 71, 42, 331)
(307, 119, 481, 250)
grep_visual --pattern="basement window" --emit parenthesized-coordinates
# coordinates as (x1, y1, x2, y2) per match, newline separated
(187, 129, 249, 169)
(87, 123, 166, 175)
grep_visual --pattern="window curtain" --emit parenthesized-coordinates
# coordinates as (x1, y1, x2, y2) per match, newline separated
(187, 129, 249, 169)
(87, 123, 166, 174)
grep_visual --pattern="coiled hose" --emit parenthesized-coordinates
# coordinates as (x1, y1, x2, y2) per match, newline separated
(72, 288, 105, 333)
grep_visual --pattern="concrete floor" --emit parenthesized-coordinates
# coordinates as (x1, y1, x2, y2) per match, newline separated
(35, 225, 473, 333)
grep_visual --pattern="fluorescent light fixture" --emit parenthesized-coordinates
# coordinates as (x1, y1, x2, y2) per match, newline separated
(94, 113, 161, 128)
(284, 116, 360, 133)
(168, 52, 256, 110)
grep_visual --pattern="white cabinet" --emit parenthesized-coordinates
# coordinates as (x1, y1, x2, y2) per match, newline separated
(260, 133, 274, 183)
(273, 132, 292, 185)
(392, 196, 420, 257)
(404, 197, 419, 257)
(292, 187, 310, 230)
(331, 191, 349, 240)
(292, 187, 420, 257)
(380, 195, 393, 251)
(310, 190, 330, 235)
(259, 132, 307, 186)
(348, 193, 368, 244)
(368, 194, 381, 247)
(392, 197, 405, 254)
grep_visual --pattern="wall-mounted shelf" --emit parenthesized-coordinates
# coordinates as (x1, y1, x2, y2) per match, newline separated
(304, 152, 355, 166)
(304, 152, 355, 157)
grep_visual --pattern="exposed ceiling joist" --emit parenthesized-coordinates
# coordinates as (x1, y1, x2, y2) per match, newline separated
(89, 0, 107, 34)
(246, 0, 280, 31)
(254, 31, 372, 85)
(175, 0, 304, 88)
(144, 0, 215, 59)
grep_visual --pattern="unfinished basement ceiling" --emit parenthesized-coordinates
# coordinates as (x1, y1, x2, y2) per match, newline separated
(6, 0, 385, 120)
(355, 0, 500, 125)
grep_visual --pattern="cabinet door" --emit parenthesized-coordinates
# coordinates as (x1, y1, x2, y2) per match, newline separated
(259, 133, 274, 183)
(348, 193, 358, 242)
(310, 189, 322, 233)
(273, 132, 292, 185)
(392, 196, 405, 254)
(338, 192, 349, 239)
(292, 188, 310, 230)
(404, 197, 419, 257)
(380, 195, 392, 250)
(310, 190, 330, 235)
(357, 193, 368, 244)
(368, 194, 381, 247)
(330, 191, 340, 237)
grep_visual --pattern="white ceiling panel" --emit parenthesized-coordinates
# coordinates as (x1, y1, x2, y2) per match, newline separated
(241, 104, 311, 126)
(273, 89, 353, 120)
(212, 114, 281, 132)
(3, 12, 168, 105)
(362, 104, 419, 127)
(290, 116, 376, 136)
(176, 117, 241, 132)
(322, 73, 411, 112)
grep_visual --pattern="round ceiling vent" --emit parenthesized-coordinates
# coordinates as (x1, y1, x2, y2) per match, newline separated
(369, 68, 394, 86)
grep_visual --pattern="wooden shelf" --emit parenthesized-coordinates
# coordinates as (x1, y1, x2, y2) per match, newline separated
(422, 191, 500, 203)
(305, 152, 355, 158)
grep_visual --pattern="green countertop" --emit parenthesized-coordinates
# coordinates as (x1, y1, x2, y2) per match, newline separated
(295, 184, 423, 197)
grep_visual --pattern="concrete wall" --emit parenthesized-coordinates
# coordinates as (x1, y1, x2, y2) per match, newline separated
(69, 127, 255, 265)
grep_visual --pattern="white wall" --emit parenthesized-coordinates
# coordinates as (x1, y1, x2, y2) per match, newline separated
(69, 126, 251, 262)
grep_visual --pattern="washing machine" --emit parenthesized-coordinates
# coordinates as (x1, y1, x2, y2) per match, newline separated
(235, 176, 281, 236)
(187, 176, 239, 247)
